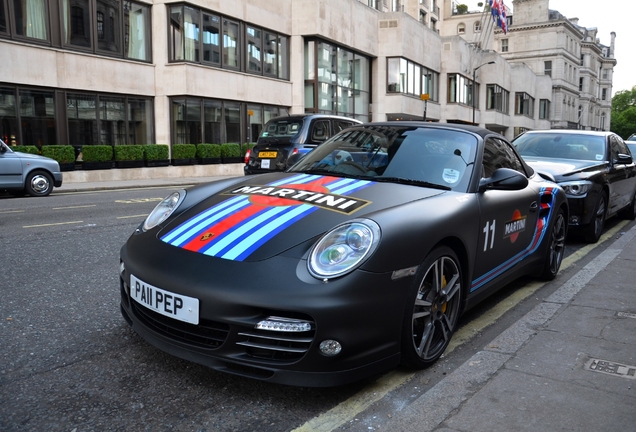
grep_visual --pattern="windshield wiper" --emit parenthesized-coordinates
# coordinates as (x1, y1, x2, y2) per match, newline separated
(375, 177, 451, 190)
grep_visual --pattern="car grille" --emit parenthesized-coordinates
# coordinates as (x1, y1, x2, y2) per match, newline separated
(236, 325, 315, 362)
(130, 300, 229, 349)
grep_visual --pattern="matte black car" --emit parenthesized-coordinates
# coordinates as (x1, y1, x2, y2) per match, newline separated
(0, 139, 63, 197)
(120, 122, 568, 387)
(244, 114, 361, 174)
(513, 130, 636, 243)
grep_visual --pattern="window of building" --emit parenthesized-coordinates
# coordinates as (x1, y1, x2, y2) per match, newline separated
(11, 0, 49, 41)
(387, 57, 439, 102)
(579, 77, 584, 92)
(457, 23, 465, 34)
(514, 92, 534, 117)
(486, 84, 509, 114)
(474, 21, 481, 32)
(501, 38, 508, 52)
(304, 39, 370, 122)
(391, 0, 401, 12)
(544, 61, 552, 77)
(168, 5, 289, 80)
(539, 99, 550, 119)
(419, 10, 426, 24)
(171, 97, 284, 145)
(448, 73, 473, 106)
(430, 18, 437, 32)
(601, 88, 607, 101)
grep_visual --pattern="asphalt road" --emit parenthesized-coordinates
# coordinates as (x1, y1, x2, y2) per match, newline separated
(0, 187, 618, 431)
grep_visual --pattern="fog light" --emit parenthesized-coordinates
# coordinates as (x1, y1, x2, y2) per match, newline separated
(319, 339, 342, 356)
(256, 317, 312, 332)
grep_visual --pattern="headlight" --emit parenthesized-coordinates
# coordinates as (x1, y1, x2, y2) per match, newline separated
(308, 219, 381, 279)
(142, 191, 185, 231)
(560, 181, 593, 197)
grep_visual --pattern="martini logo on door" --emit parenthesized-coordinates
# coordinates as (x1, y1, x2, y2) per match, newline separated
(504, 210, 526, 243)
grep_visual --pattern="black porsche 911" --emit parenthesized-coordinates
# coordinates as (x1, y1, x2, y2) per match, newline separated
(513, 130, 636, 243)
(119, 122, 568, 387)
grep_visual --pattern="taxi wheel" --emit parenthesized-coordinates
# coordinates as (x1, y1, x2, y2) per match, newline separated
(584, 192, 607, 243)
(25, 170, 53, 197)
(540, 208, 566, 280)
(401, 246, 463, 369)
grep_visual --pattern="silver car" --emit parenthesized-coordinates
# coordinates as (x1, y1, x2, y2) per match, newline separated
(0, 139, 63, 197)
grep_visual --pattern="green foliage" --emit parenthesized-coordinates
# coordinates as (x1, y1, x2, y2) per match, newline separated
(456, 4, 468, 14)
(143, 144, 169, 161)
(196, 144, 222, 158)
(220, 143, 242, 158)
(114, 145, 144, 161)
(171, 144, 196, 159)
(14, 145, 39, 155)
(82, 145, 114, 162)
(41, 145, 76, 163)
(611, 86, 636, 139)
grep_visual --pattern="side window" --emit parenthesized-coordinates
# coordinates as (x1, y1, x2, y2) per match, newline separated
(334, 120, 355, 133)
(311, 120, 330, 142)
(482, 137, 525, 178)
(609, 136, 621, 161)
(611, 136, 629, 160)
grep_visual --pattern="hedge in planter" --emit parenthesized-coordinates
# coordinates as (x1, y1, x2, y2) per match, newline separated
(196, 143, 222, 164)
(171, 144, 196, 165)
(220, 143, 243, 163)
(41, 145, 76, 171)
(14, 145, 39, 155)
(144, 144, 170, 167)
(82, 145, 114, 170)
(114, 145, 144, 168)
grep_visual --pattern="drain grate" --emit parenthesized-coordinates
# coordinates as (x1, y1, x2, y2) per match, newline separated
(585, 358, 636, 380)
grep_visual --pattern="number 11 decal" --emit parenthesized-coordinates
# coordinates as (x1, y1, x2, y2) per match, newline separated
(483, 220, 496, 251)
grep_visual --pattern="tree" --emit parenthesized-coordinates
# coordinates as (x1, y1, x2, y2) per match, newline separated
(611, 86, 636, 139)
(456, 4, 469, 14)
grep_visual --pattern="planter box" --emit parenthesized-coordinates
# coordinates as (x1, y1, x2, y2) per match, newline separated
(115, 160, 144, 169)
(171, 158, 195, 166)
(145, 159, 170, 167)
(82, 161, 113, 170)
(222, 157, 243, 164)
(198, 157, 222, 165)
(59, 163, 76, 172)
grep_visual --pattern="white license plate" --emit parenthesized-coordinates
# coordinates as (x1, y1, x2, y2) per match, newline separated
(130, 274, 199, 324)
(260, 159, 271, 169)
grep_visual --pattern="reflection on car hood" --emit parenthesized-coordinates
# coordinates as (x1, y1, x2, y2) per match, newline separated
(13, 151, 57, 163)
(158, 172, 446, 262)
(522, 157, 606, 178)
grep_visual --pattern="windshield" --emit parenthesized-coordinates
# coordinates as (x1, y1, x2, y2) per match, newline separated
(259, 119, 304, 139)
(288, 125, 477, 192)
(514, 133, 606, 161)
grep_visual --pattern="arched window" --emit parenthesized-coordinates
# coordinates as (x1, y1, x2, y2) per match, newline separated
(458, 23, 466, 34)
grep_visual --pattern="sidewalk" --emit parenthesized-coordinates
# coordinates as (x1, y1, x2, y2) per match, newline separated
(372, 223, 636, 431)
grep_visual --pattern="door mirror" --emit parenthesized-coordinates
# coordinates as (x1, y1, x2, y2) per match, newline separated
(479, 168, 529, 192)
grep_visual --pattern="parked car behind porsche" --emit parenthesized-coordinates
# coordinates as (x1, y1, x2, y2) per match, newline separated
(0, 139, 63, 197)
(513, 130, 636, 243)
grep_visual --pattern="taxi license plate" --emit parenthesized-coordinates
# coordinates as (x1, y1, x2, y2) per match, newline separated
(130, 274, 199, 324)
(259, 151, 277, 158)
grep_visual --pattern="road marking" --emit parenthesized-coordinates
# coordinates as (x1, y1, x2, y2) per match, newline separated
(52, 205, 97, 210)
(117, 214, 148, 219)
(115, 198, 163, 204)
(23, 221, 84, 228)
(0, 209, 25, 214)
(292, 220, 630, 432)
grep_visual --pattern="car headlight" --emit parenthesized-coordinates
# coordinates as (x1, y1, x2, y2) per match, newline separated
(142, 191, 185, 231)
(560, 181, 593, 197)
(308, 219, 381, 279)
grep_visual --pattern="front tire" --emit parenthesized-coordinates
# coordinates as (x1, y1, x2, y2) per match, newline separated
(25, 170, 53, 197)
(584, 192, 607, 243)
(540, 208, 566, 280)
(401, 246, 463, 369)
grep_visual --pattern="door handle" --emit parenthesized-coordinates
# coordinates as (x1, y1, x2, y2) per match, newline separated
(530, 201, 539, 212)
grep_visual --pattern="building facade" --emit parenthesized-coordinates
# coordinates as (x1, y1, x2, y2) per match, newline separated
(0, 0, 617, 156)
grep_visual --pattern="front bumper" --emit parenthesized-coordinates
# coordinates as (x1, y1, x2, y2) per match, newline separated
(119, 234, 410, 387)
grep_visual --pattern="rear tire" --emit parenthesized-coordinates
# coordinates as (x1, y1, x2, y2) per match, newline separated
(584, 192, 606, 243)
(400, 246, 463, 369)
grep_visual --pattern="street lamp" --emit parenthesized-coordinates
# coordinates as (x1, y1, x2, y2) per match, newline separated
(472, 61, 496, 125)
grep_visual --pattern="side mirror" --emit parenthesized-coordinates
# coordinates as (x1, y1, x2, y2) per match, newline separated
(615, 153, 633, 165)
(479, 168, 529, 192)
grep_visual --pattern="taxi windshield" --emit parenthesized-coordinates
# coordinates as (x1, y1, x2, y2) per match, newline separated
(259, 119, 304, 139)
